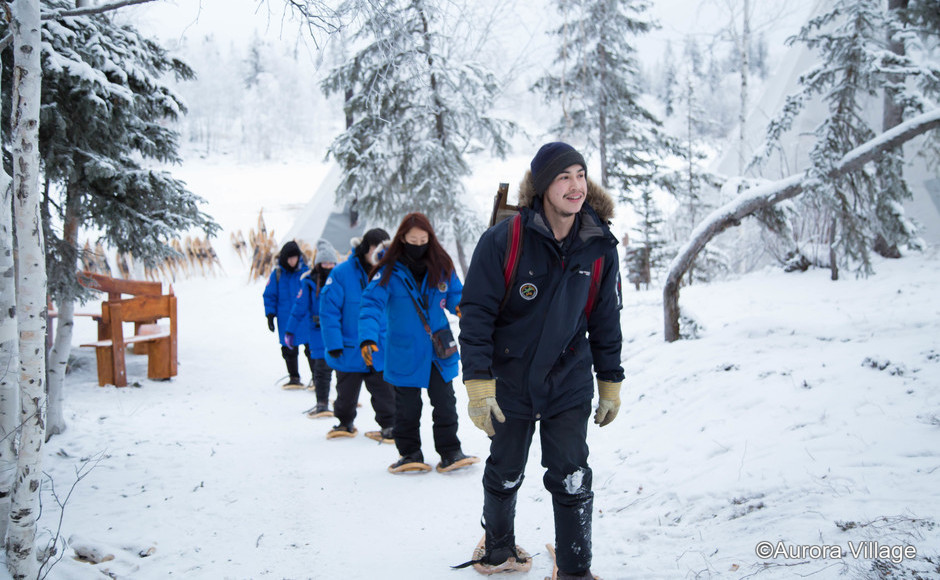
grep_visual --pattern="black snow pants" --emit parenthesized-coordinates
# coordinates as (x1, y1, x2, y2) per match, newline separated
(482, 401, 593, 575)
(392, 365, 461, 462)
(333, 370, 395, 430)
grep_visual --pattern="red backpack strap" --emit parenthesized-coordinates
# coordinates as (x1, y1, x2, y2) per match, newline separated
(500, 213, 523, 310)
(584, 256, 604, 320)
(503, 213, 523, 286)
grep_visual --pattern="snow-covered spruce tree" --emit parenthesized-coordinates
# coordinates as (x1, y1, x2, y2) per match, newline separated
(624, 186, 667, 291)
(657, 40, 678, 116)
(897, 0, 940, 165)
(1, 0, 219, 438)
(660, 75, 726, 285)
(321, 0, 513, 273)
(757, 0, 940, 275)
(532, 0, 664, 194)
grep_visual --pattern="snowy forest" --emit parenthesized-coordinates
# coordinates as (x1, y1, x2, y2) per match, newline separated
(0, 0, 939, 578)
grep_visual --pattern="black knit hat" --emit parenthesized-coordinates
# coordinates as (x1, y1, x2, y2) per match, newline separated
(278, 240, 302, 271)
(530, 142, 587, 197)
(356, 228, 390, 257)
(280, 240, 301, 259)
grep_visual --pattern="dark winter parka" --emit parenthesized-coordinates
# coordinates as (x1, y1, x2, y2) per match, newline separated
(459, 172, 625, 420)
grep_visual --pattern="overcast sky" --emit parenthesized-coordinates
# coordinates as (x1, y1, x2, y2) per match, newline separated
(125, 0, 817, 67)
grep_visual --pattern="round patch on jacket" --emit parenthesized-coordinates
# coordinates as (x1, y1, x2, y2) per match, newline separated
(438, 282, 448, 292)
(519, 283, 538, 300)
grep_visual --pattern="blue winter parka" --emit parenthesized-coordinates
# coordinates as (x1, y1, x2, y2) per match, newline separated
(285, 270, 327, 358)
(319, 256, 386, 373)
(263, 259, 309, 346)
(458, 173, 625, 420)
(359, 262, 463, 388)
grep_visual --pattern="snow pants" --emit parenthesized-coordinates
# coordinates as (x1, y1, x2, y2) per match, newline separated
(281, 345, 300, 381)
(482, 402, 593, 575)
(308, 357, 333, 403)
(391, 365, 460, 462)
(333, 370, 395, 431)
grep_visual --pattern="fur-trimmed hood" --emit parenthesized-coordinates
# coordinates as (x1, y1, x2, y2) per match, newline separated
(517, 169, 615, 223)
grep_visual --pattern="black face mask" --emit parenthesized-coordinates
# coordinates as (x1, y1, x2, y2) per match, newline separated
(402, 242, 429, 261)
(315, 265, 333, 285)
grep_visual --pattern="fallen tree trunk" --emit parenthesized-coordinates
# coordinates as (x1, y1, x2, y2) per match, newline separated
(664, 108, 940, 342)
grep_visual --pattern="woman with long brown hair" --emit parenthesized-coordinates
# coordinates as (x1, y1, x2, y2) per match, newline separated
(359, 212, 479, 474)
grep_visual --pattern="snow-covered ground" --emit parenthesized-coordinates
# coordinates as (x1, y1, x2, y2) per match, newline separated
(20, 156, 940, 579)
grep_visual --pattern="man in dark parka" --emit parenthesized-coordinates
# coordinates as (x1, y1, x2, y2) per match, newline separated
(459, 142, 625, 579)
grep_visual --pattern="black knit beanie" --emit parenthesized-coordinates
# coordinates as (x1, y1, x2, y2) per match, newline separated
(356, 228, 390, 257)
(278, 240, 302, 271)
(530, 142, 587, 197)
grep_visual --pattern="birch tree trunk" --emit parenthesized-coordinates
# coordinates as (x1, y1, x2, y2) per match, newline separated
(6, 0, 47, 577)
(0, 129, 17, 546)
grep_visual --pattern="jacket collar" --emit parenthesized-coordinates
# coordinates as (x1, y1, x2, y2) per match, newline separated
(525, 195, 615, 252)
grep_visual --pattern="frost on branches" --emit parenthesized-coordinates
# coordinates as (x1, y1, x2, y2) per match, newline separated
(754, 0, 940, 275)
(322, 0, 514, 258)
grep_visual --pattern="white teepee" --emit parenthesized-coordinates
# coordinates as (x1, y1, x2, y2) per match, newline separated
(281, 164, 368, 257)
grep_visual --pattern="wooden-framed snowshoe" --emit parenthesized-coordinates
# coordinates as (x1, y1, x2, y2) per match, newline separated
(281, 377, 304, 390)
(388, 455, 432, 474)
(364, 428, 395, 444)
(326, 424, 357, 439)
(436, 451, 480, 473)
(455, 535, 532, 575)
(304, 402, 333, 419)
(544, 544, 600, 580)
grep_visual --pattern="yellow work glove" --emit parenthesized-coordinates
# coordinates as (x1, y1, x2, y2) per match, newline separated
(360, 341, 378, 367)
(465, 379, 505, 437)
(594, 380, 622, 427)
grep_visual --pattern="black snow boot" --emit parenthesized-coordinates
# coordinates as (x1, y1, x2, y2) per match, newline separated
(281, 345, 302, 389)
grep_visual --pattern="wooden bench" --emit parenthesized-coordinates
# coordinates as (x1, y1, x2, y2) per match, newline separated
(77, 271, 178, 387)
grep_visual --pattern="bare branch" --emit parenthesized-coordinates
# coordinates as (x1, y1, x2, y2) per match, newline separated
(42, 0, 159, 20)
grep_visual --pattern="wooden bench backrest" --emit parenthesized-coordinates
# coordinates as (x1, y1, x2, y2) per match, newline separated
(77, 270, 163, 301)
(107, 295, 173, 323)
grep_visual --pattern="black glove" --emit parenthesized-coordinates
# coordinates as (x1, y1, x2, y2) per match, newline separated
(266, 314, 275, 332)
(328, 349, 343, 359)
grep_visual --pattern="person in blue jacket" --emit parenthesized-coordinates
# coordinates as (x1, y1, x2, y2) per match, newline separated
(457, 143, 625, 579)
(359, 212, 478, 474)
(263, 240, 309, 388)
(318, 228, 395, 440)
(285, 239, 339, 416)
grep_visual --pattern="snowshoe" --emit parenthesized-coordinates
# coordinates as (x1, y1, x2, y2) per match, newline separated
(305, 378, 316, 392)
(388, 454, 431, 474)
(305, 402, 333, 419)
(326, 424, 357, 439)
(364, 427, 395, 444)
(452, 535, 532, 575)
(281, 376, 304, 390)
(436, 450, 481, 473)
(544, 544, 599, 580)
